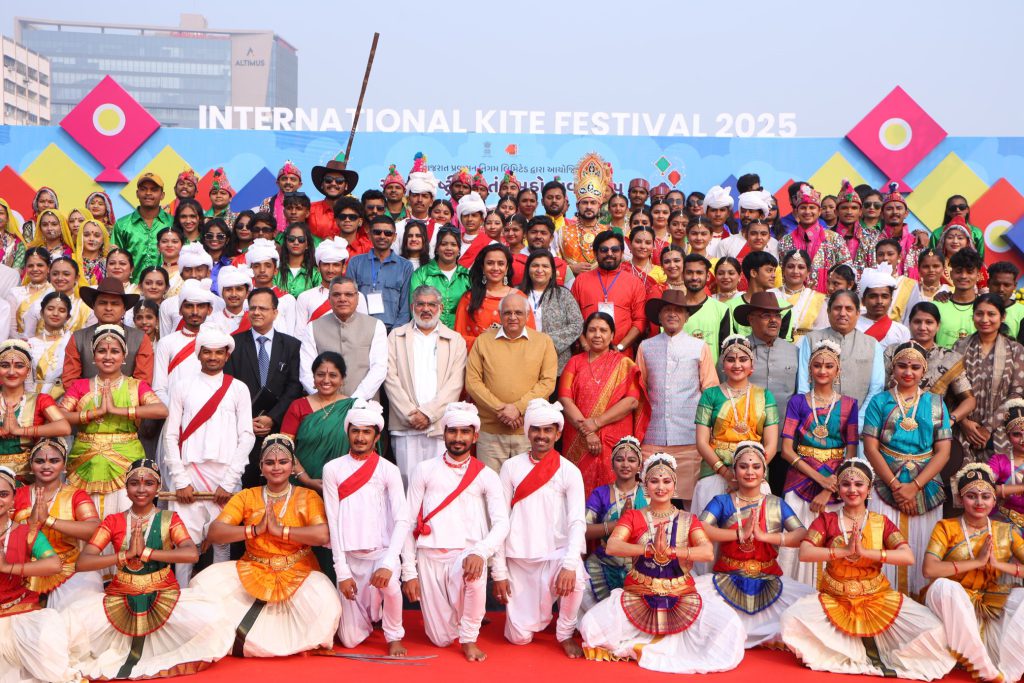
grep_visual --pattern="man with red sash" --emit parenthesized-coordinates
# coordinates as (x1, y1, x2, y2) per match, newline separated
(456, 192, 491, 268)
(152, 278, 217, 403)
(158, 242, 220, 336)
(401, 403, 509, 661)
(246, 237, 298, 334)
(855, 263, 910, 349)
(491, 399, 587, 658)
(161, 328, 254, 587)
(296, 236, 368, 326)
(211, 264, 253, 335)
(713, 189, 780, 261)
(322, 399, 411, 656)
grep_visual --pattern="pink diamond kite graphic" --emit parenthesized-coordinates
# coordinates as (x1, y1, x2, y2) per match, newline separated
(60, 76, 159, 183)
(847, 86, 946, 184)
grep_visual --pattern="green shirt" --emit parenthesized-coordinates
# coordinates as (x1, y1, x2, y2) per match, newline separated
(929, 222, 985, 259)
(1004, 301, 1024, 339)
(934, 299, 977, 348)
(112, 208, 173, 282)
(410, 260, 471, 329)
(684, 296, 730, 362)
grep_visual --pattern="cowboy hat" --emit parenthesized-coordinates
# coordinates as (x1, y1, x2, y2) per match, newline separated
(311, 154, 359, 195)
(80, 277, 141, 309)
(644, 288, 698, 327)
(733, 291, 792, 327)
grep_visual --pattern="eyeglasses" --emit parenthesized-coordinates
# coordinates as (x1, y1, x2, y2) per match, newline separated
(203, 232, 226, 241)
(365, 205, 386, 213)
(949, 204, 969, 212)
(286, 235, 307, 244)
(863, 201, 883, 209)
(337, 213, 360, 222)
(322, 176, 346, 185)
(371, 229, 395, 237)
(598, 245, 623, 254)
(667, 198, 684, 206)
(687, 201, 703, 208)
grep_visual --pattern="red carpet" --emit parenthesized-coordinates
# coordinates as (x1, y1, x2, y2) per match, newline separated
(178, 612, 975, 682)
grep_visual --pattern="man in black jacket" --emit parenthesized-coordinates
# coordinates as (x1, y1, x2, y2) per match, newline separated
(223, 287, 304, 487)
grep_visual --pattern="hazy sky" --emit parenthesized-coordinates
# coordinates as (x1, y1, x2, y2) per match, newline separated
(5, 0, 1023, 137)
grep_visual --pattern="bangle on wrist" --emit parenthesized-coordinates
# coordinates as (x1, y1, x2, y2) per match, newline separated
(117, 551, 127, 567)
(913, 479, 924, 492)
(887, 475, 899, 486)
(44, 515, 56, 529)
(1016, 564, 1021, 578)
(880, 548, 887, 564)
(282, 527, 291, 542)
(140, 548, 154, 563)
(952, 560, 959, 575)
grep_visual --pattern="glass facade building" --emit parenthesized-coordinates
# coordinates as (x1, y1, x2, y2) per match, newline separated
(16, 16, 297, 128)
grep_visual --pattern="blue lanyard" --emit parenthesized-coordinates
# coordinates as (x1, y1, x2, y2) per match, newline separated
(370, 254, 384, 290)
(597, 270, 621, 302)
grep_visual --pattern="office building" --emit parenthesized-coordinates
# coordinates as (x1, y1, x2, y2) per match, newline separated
(1, 34, 51, 126)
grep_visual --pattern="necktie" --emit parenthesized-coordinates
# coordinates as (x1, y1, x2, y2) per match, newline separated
(257, 336, 269, 387)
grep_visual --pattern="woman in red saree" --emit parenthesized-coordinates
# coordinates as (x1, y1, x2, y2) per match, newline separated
(559, 312, 644, 495)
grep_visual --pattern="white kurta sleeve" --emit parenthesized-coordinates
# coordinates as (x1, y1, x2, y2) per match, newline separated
(152, 339, 172, 404)
(560, 465, 587, 572)
(298, 324, 318, 395)
(489, 462, 516, 582)
(226, 383, 255, 492)
(321, 463, 352, 583)
(158, 298, 178, 338)
(470, 469, 510, 561)
(162, 388, 189, 491)
(401, 463, 427, 581)
(352, 320, 387, 400)
(382, 464, 410, 575)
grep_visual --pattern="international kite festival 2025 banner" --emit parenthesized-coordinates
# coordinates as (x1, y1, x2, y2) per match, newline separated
(5, 76, 1024, 278)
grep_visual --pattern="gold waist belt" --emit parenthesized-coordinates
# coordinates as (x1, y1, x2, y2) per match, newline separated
(797, 445, 845, 463)
(626, 569, 692, 594)
(879, 444, 933, 463)
(116, 566, 172, 589)
(821, 570, 887, 597)
(243, 547, 311, 572)
(77, 432, 139, 444)
(719, 557, 777, 575)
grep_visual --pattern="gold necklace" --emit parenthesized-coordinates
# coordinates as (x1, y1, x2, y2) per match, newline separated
(736, 493, 763, 503)
(650, 509, 675, 518)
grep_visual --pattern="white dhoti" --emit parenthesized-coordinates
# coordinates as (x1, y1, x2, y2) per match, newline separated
(63, 586, 234, 680)
(44, 570, 105, 612)
(580, 585, 745, 673)
(925, 578, 1024, 683)
(780, 591, 955, 680)
(168, 498, 231, 586)
(868, 496, 942, 597)
(777, 491, 842, 586)
(190, 561, 342, 658)
(694, 573, 816, 648)
(392, 433, 445, 487)
(0, 607, 78, 683)
(417, 547, 487, 647)
(503, 557, 587, 644)
(336, 550, 404, 648)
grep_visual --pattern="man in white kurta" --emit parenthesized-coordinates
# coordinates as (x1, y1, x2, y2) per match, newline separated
(159, 242, 223, 336)
(856, 263, 911, 349)
(491, 399, 587, 658)
(246, 238, 296, 335)
(322, 399, 411, 655)
(209, 264, 252, 335)
(295, 236, 370, 325)
(162, 328, 255, 586)
(402, 402, 508, 661)
(152, 278, 217, 403)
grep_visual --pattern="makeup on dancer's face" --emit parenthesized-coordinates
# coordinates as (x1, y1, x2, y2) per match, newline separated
(962, 489, 995, 517)
(839, 476, 868, 504)
(612, 452, 641, 479)
(31, 450, 65, 481)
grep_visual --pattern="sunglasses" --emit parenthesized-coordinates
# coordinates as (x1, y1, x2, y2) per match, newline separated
(203, 232, 226, 241)
(337, 213, 360, 221)
(687, 201, 703, 208)
(949, 204, 969, 212)
(862, 201, 883, 209)
(286, 235, 307, 244)
(598, 245, 623, 254)
(321, 176, 346, 185)
(253, 226, 275, 234)
(371, 229, 395, 237)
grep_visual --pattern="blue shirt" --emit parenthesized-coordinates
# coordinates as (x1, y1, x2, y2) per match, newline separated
(345, 250, 413, 330)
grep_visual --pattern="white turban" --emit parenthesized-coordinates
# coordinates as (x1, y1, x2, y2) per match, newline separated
(194, 328, 235, 357)
(407, 170, 438, 196)
(178, 278, 217, 306)
(440, 401, 480, 432)
(523, 398, 564, 435)
(217, 264, 252, 290)
(456, 191, 487, 219)
(344, 399, 385, 431)
(858, 262, 899, 295)
(245, 238, 280, 266)
(738, 189, 772, 215)
(704, 185, 734, 210)
(179, 242, 213, 269)
(315, 236, 350, 264)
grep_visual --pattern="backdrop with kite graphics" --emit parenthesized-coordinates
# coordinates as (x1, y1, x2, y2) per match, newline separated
(4, 77, 1024, 279)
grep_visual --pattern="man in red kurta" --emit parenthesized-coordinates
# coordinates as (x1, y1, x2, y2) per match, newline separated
(570, 230, 647, 352)
(308, 155, 359, 239)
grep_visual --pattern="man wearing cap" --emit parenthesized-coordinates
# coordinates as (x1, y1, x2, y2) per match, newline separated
(62, 278, 153, 386)
(159, 242, 218, 336)
(210, 264, 253, 335)
(296, 236, 366, 327)
(385, 285, 467, 485)
(162, 328, 254, 586)
(499, 170, 521, 199)
(397, 153, 437, 237)
(322, 399, 411, 655)
(857, 263, 911, 348)
(833, 179, 878, 277)
(112, 172, 173, 280)
(204, 167, 237, 226)
(637, 289, 719, 505)
(402, 402, 509, 661)
(257, 160, 303, 230)
(153, 278, 217, 403)
(465, 293, 558, 471)
(455, 192, 490, 267)
(346, 215, 413, 333)
(680, 254, 731, 362)
(570, 230, 646, 352)
(561, 153, 609, 275)
(449, 167, 473, 207)
(246, 238, 297, 334)
(381, 164, 407, 220)
(164, 168, 199, 215)
(309, 154, 359, 239)
(650, 182, 670, 203)
(627, 178, 650, 217)
(713, 190, 779, 259)
(491, 399, 586, 658)
(299, 276, 387, 400)
(778, 183, 851, 291)
(703, 185, 735, 255)
(879, 182, 922, 278)
(779, 180, 827, 235)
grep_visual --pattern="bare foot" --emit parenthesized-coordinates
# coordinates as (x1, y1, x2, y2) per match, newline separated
(559, 638, 583, 659)
(387, 640, 407, 657)
(461, 642, 487, 662)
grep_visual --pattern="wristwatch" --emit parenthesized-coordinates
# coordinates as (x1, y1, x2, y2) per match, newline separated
(615, 343, 625, 352)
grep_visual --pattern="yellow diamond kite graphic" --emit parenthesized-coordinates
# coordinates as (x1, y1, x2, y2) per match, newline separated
(907, 153, 988, 229)
(808, 152, 868, 197)
(21, 144, 102, 209)
(120, 145, 193, 205)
